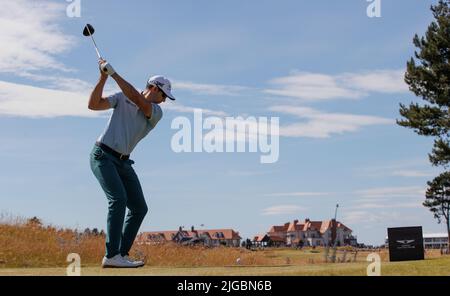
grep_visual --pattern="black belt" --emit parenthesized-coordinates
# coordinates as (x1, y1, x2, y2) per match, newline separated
(95, 142, 130, 160)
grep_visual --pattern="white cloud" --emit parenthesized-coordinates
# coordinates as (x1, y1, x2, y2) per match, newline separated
(0, 0, 236, 119)
(341, 210, 406, 225)
(264, 72, 363, 100)
(18, 72, 97, 94)
(349, 202, 422, 210)
(355, 159, 438, 178)
(261, 205, 306, 216)
(264, 69, 408, 101)
(0, 0, 128, 118)
(340, 70, 408, 93)
(391, 170, 434, 178)
(265, 192, 330, 197)
(169, 69, 407, 101)
(0, 80, 233, 118)
(164, 104, 228, 117)
(0, 80, 97, 118)
(174, 81, 252, 96)
(0, 78, 237, 118)
(0, 0, 74, 74)
(269, 105, 393, 138)
(355, 186, 426, 199)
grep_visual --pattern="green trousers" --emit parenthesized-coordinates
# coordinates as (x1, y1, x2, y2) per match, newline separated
(90, 145, 148, 258)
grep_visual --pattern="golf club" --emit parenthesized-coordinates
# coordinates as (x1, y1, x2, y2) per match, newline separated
(83, 24, 102, 59)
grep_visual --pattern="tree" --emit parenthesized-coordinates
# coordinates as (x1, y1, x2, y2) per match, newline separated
(398, 0, 450, 168)
(424, 172, 450, 252)
(26, 216, 42, 228)
(398, 0, 450, 251)
(246, 238, 252, 249)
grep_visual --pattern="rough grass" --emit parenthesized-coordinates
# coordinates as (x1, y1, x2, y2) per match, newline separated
(1, 218, 449, 275)
(0, 218, 272, 268)
(0, 220, 103, 268)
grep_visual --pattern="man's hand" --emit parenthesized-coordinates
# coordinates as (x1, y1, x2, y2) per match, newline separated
(99, 59, 116, 76)
(89, 62, 111, 111)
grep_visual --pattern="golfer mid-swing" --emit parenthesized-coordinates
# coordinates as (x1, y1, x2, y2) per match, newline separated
(88, 59, 175, 268)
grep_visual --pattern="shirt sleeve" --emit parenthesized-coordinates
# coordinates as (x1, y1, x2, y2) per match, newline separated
(147, 103, 163, 127)
(107, 92, 123, 109)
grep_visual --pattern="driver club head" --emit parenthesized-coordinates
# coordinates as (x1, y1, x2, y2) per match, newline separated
(83, 24, 95, 36)
(82, 23, 102, 59)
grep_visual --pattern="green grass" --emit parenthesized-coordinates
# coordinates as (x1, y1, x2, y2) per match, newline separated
(2, 254, 449, 276)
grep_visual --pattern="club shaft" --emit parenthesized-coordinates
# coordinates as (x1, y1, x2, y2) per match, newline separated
(85, 25, 102, 59)
(89, 35, 102, 59)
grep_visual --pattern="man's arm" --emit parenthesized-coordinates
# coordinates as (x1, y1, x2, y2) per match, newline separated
(111, 73, 153, 118)
(88, 74, 111, 111)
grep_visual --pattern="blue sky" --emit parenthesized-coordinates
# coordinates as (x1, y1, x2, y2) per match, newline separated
(0, 0, 447, 245)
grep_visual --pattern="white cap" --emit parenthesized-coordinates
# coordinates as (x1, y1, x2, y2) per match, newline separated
(147, 75, 176, 100)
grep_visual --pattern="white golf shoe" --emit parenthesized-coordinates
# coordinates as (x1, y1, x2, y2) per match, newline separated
(101, 254, 143, 268)
(123, 255, 145, 267)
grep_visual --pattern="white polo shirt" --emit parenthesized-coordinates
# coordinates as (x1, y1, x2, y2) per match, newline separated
(97, 92, 163, 155)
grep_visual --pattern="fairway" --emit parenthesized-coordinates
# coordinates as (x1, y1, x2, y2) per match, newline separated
(2, 256, 449, 276)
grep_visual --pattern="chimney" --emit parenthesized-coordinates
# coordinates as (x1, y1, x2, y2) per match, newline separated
(191, 226, 195, 232)
(179, 226, 182, 232)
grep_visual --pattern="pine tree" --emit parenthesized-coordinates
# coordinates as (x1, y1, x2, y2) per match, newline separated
(398, 0, 450, 250)
(424, 172, 450, 252)
(398, 0, 450, 167)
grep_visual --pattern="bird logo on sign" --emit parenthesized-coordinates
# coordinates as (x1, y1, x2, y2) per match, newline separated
(396, 240, 415, 244)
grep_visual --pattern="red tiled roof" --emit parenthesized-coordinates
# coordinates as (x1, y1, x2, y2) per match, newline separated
(269, 223, 289, 233)
(320, 220, 332, 233)
(254, 234, 268, 242)
(198, 229, 241, 240)
(254, 234, 284, 243)
(140, 231, 178, 241)
(308, 221, 323, 232)
(287, 221, 304, 232)
(268, 219, 353, 235)
(302, 220, 352, 233)
(287, 222, 305, 232)
(337, 222, 352, 232)
(139, 229, 241, 242)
